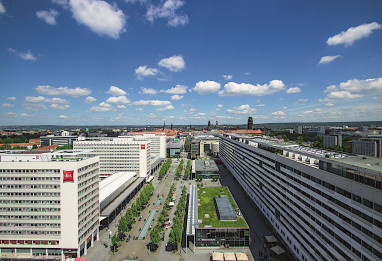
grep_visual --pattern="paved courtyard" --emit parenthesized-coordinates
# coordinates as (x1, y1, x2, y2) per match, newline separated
(85, 158, 292, 261)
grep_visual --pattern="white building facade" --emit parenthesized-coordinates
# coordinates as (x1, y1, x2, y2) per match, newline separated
(219, 134, 382, 261)
(0, 151, 100, 260)
(73, 138, 151, 179)
(119, 134, 166, 159)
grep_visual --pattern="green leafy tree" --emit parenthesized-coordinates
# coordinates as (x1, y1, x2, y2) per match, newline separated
(150, 225, 161, 248)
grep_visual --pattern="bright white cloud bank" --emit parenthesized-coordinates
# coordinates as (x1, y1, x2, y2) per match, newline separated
(286, 87, 301, 93)
(322, 77, 382, 101)
(318, 55, 341, 64)
(171, 95, 183, 100)
(327, 22, 381, 46)
(85, 96, 96, 103)
(226, 104, 255, 114)
(69, 0, 126, 39)
(135, 65, 158, 78)
(36, 9, 59, 25)
(106, 86, 126, 96)
(219, 80, 285, 96)
(161, 85, 187, 94)
(106, 96, 131, 104)
(193, 81, 221, 94)
(133, 100, 171, 106)
(158, 55, 185, 72)
(36, 85, 91, 96)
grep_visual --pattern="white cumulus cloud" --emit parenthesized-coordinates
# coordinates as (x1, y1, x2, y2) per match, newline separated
(158, 55, 185, 72)
(171, 95, 183, 100)
(226, 104, 255, 114)
(1, 103, 14, 108)
(286, 87, 301, 94)
(222, 75, 232, 80)
(271, 111, 286, 116)
(156, 105, 174, 111)
(139, 87, 157, 95)
(7, 97, 16, 101)
(0, 2, 6, 14)
(8, 48, 37, 61)
(36, 85, 91, 96)
(219, 80, 285, 96)
(135, 65, 158, 79)
(322, 77, 382, 101)
(106, 96, 131, 104)
(133, 100, 171, 106)
(217, 104, 223, 108)
(318, 55, 341, 64)
(106, 86, 126, 96)
(85, 96, 96, 103)
(193, 81, 221, 94)
(89, 102, 116, 112)
(59, 115, 68, 119)
(327, 22, 382, 46)
(36, 9, 59, 25)
(160, 84, 187, 94)
(69, 0, 126, 39)
(117, 105, 126, 109)
(50, 104, 70, 110)
(145, 0, 189, 27)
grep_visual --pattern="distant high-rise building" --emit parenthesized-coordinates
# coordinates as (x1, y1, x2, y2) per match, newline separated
(247, 116, 253, 130)
(207, 120, 211, 131)
(163, 121, 166, 130)
(170, 123, 173, 130)
(215, 121, 219, 129)
(295, 126, 303, 135)
(323, 135, 342, 147)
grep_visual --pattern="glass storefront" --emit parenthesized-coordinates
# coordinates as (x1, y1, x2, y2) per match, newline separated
(195, 228, 250, 247)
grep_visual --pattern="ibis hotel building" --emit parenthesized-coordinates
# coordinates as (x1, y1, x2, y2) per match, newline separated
(0, 151, 100, 260)
(219, 134, 382, 261)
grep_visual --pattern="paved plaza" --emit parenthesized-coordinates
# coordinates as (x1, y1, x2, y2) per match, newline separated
(84, 158, 293, 261)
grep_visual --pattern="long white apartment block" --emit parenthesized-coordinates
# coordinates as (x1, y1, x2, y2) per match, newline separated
(73, 137, 151, 178)
(119, 133, 166, 159)
(219, 134, 382, 261)
(0, 151, 100, 260)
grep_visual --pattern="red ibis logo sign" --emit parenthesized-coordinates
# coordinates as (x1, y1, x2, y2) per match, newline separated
(141, 144, 145, 150)
(63, 170, 74, 182)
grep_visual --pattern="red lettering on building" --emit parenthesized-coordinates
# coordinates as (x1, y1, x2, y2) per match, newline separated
(141, 144, 145, 149)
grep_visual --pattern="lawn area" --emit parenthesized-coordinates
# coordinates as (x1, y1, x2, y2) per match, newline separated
(197, 186, 248, 228)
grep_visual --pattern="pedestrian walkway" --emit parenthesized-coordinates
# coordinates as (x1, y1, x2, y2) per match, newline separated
(138, 210, 157, 239)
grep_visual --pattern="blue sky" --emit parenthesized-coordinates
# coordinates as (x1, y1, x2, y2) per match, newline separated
(1, 0, 382, 126)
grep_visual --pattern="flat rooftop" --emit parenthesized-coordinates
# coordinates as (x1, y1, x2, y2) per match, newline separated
(195, 160, 219, 172)
(197, 187, 248, 228)
(330, 155, 382, 173)
(0, 150, 96, 162)
(99, 172, 137, 203)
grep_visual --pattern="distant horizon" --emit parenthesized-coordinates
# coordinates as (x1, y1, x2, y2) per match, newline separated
(1, 120, 382, 130)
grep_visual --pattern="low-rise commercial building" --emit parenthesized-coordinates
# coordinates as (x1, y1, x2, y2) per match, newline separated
(0, 151, 100, 260)
(195, 160, 219, 179)
(186, 186, 250, 248)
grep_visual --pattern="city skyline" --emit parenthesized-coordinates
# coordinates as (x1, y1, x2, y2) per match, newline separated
(1, 0, 382, 126)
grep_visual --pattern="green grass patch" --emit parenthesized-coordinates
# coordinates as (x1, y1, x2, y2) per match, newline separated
(197, 186, 247, 228)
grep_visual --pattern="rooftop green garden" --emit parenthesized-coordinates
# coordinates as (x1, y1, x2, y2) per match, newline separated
(197, 186, 248, 228)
